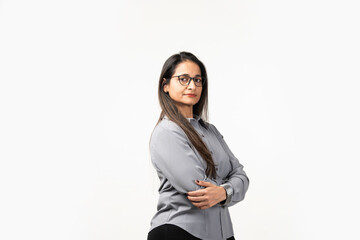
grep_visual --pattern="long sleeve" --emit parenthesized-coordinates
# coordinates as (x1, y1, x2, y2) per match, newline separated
(149, 118, 247, 240)
(150, 123, 217, 194)
(210, 124, 250, 207)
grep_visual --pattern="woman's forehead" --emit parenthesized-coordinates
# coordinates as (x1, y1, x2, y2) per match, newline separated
(174, 61, 201, 75)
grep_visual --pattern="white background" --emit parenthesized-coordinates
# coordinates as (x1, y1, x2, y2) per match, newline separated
(1, 0, 359, 239)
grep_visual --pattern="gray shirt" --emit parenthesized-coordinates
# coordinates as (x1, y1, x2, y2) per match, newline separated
(149, 114, 249, 240)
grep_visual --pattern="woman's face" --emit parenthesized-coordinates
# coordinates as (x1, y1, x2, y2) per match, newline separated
(163, 60, 203, 110)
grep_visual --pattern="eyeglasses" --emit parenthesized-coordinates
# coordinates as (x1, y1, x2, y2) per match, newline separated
(171, 74, 206, 87)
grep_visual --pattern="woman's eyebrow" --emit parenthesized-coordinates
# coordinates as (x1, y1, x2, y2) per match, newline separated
(177, 73, 202, 77)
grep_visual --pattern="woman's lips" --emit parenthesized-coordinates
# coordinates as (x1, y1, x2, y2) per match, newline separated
(185, 94, 196, 97)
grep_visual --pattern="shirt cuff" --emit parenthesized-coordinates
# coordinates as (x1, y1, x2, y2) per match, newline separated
(219, 183, 233, 206)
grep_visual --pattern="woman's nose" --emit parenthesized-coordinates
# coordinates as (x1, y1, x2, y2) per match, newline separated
(187, 79, 196, 89)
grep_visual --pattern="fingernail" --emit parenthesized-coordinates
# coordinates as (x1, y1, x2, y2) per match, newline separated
(195, 180, 200, 183)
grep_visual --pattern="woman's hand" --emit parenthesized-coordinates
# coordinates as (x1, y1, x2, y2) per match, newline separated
(187, 180, 227, 210)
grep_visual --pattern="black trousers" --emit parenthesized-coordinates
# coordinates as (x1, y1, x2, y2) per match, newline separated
(147, 224, 235, 240)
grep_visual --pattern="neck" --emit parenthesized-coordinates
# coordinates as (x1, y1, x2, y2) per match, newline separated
(176, 104, 193, 118)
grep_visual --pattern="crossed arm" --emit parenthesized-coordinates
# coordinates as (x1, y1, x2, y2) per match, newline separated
(150, 123, 249, 209)
(187, 180, 227, 209)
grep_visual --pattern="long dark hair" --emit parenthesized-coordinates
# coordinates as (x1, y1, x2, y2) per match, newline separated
(152, 51, 216, 179)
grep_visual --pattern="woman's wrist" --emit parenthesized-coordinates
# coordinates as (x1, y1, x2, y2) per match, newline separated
(219, 183, 233, 206)
(219, 186, 227, 203)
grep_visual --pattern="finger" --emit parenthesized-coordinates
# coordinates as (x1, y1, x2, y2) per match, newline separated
(187, 189, 206, 196)
(199, 205, 210, 210)
(196, 200, 215, 210)
(187, 195, 206, 202)
(194, 203, 210, 210)
(191, 202, 202, 208)
(199, 204, 210, 210)
(195, 180, 214, 187)
(191, 201, 209, 209)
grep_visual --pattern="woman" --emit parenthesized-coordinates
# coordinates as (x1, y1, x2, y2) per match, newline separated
(147, 51, 249, 240)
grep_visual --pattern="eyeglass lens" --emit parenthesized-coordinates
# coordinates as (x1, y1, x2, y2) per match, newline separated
(178, 75, 204, 86)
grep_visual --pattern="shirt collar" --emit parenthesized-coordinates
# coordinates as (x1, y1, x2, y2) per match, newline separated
(163, 114, 200, 122)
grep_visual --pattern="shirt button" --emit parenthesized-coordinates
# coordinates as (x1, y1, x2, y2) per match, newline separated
(201, 134, 205, 137)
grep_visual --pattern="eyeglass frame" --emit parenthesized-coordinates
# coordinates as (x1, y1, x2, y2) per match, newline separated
(170, 74, 206, 87)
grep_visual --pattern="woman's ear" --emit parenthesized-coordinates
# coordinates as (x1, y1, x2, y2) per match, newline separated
(163, 78, 168, 93)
